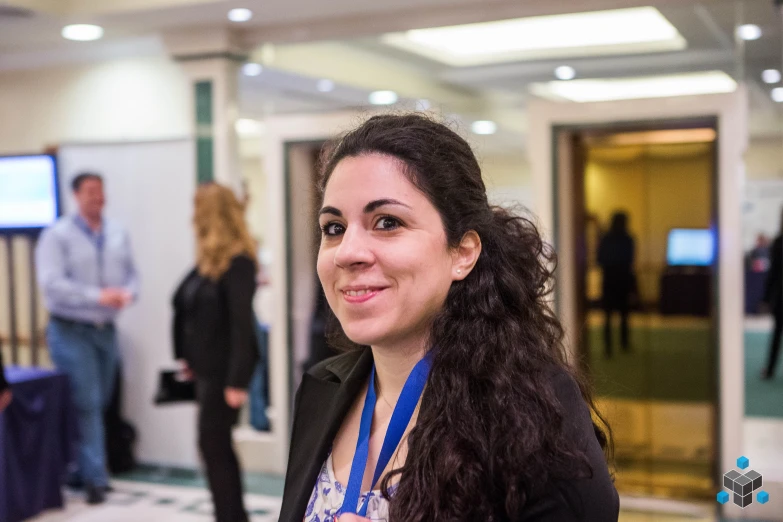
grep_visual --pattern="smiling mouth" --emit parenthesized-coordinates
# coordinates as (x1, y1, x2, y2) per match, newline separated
(341, 287, 386, 303)
(344, 289, 378, 297)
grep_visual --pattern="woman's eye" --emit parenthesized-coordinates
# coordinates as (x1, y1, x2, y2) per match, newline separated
(375, 216, 401, 231)
(321, 222, 344, 236)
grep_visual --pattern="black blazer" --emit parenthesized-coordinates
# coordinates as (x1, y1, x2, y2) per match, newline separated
(280, 348, 620, 522)
(0, 350, 7, 392)
(172, 255, 259, 388)
(764, 236, 782, 313)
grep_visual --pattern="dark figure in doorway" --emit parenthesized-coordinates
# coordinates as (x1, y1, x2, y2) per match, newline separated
(302, 275, 336, 374)
(762, 211, 783, 380)
(598, 212, 635, 358)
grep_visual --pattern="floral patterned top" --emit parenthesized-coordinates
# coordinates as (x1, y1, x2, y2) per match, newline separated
(304, 453, 397, 522)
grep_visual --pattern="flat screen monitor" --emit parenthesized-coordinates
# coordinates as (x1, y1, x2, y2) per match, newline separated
(666, 228, 715, 266)
(0, 154, 59, 231)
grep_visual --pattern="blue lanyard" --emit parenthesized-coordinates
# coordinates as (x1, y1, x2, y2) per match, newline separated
(339, 352, 432, 517)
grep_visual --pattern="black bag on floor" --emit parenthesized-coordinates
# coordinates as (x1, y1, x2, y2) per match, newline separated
(104, 365, 138, 474)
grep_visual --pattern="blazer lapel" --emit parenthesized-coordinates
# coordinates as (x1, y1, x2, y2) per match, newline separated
(278, 348, 374, 522)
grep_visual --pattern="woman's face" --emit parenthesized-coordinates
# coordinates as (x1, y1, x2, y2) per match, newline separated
(317, 153, 457, 352)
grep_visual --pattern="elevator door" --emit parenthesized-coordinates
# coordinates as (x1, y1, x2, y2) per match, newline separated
(578, 131, 718, 500)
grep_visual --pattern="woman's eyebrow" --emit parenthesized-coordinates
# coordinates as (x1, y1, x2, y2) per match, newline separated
(363, 198, 411, 213)
(319, 206, 341, 217)
(318, 199, 412, 218)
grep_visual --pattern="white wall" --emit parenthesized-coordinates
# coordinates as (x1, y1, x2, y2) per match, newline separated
(0, 55, 191, 155)
(482, 154, 534, 212)
(59, 139, 199, 467)
(0, 53, 192, 363)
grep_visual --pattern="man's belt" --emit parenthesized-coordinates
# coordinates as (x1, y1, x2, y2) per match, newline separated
(50, 315, 114, 330)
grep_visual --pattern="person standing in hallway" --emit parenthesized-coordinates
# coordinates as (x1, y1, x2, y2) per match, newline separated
(0, 349, 11, 412)
(35, 172, 138, 504)
(172, 183, 259, 522)
(761, 209, 783, 380)
(598, 212, 635, 358)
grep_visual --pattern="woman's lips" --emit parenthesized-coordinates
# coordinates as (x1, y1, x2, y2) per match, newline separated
(341, 288, 385, 304)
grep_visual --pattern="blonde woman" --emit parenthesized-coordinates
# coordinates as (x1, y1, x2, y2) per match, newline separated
(172, 182, 259, 522)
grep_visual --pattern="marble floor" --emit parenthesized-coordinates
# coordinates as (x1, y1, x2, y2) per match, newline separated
(31, 480, 282, 522)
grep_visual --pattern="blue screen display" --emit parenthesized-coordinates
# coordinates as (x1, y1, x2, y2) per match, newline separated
(666, 228, 715, 266)
(0, 155, 58, 230)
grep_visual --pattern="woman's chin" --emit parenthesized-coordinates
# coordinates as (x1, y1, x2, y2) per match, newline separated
(341, 324, 388, 348)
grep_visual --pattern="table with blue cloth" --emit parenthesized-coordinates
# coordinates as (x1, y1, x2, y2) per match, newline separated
(0, 366, 75, 522)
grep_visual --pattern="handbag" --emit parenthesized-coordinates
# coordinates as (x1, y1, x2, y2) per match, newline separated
(153, 370, 196, 404)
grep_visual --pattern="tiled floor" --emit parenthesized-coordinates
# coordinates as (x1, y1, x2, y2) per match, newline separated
(31, 480, 282, 522)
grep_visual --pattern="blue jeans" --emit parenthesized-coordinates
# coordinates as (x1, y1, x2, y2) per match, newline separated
(248, 322, 270, 431)
(47, 318, 118, 487)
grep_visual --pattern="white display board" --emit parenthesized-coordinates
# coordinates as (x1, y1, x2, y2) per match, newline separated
(743, 179, 783, 251)
(58, 139, 199, 467)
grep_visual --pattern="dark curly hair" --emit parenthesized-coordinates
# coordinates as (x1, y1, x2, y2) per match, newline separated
(317, 113, 613, 521)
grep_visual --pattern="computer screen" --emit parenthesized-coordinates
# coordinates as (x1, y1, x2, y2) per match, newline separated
(0, 155, 59, 231)
(666, 228, 715, 266)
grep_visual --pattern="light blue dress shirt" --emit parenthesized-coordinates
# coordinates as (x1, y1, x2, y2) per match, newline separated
(35, 214, 139, 325)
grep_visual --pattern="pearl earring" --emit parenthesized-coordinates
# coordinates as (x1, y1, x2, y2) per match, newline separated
(457, 269, 462, 274)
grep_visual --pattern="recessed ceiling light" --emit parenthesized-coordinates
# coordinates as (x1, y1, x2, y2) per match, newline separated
(317, 79, 334, 92)
(530, 71, 737, 103)
(555, 66, 576, 80)
(773, 87, 783, 103)
(382, 7, 686, 66)
(242, 63, 263, 76)
(471, 121, 497, 135)
(369, 91, 398, 105)
(61, 24, 104, 41)
(736, 24, 761, 41)
(228, 8, 253, 22)
(762, 69, 781, 84)
(416, 99, 432, 111)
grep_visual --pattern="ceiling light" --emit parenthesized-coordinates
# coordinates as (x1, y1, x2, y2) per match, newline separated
(382, 7, 685, 66)
(61, 24, 104, 41)
(235, 118, 265, 136)
(555, 66, 576, 80)
(736, 24, 761, 41)
(369, 91, 398, 105)
(228, 8, 253, 22)
(242, 63, 263, 76)
(762, 69, 781, 84)
(416, 99, 432, 111)
(471, 121, 497, 135)
(530, 71, 737, 103)
(317, 79, 334, 92)
(773, 87, 783, 103)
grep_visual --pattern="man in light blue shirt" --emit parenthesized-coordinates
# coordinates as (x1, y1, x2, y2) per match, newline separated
(35, 172, 138, 505)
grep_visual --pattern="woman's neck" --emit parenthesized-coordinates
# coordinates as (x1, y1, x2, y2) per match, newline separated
(371, 341, 427, 405)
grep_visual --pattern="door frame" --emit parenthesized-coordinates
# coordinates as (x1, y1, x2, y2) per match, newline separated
(528, 88, 747, 517)
(253, 110, 378, 473)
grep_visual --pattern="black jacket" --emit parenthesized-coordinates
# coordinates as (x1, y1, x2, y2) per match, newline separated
(172, 255, 259, 388)
(280, 348, 620, 522)
(764, 236, 782, 313)
(0, 350, 7, 392)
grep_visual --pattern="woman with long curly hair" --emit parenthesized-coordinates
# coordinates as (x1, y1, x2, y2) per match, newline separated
(279, 114, 618, 522)
(172, 182, 259, 522)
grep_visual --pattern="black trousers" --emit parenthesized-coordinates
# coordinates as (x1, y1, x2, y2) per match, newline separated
(197, 379, 248, 522)
(766, 308, 783, 377)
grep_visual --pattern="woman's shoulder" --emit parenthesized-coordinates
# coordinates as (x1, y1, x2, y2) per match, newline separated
(525, 365, 620, 521)
(543, 365, 602, 449)
(229, 253, 256, 268)
(305, 350, 366, 382)
(223, 254, 257, 279)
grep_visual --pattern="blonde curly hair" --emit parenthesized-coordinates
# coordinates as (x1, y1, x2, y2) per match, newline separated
(193, 182, 258, 280)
